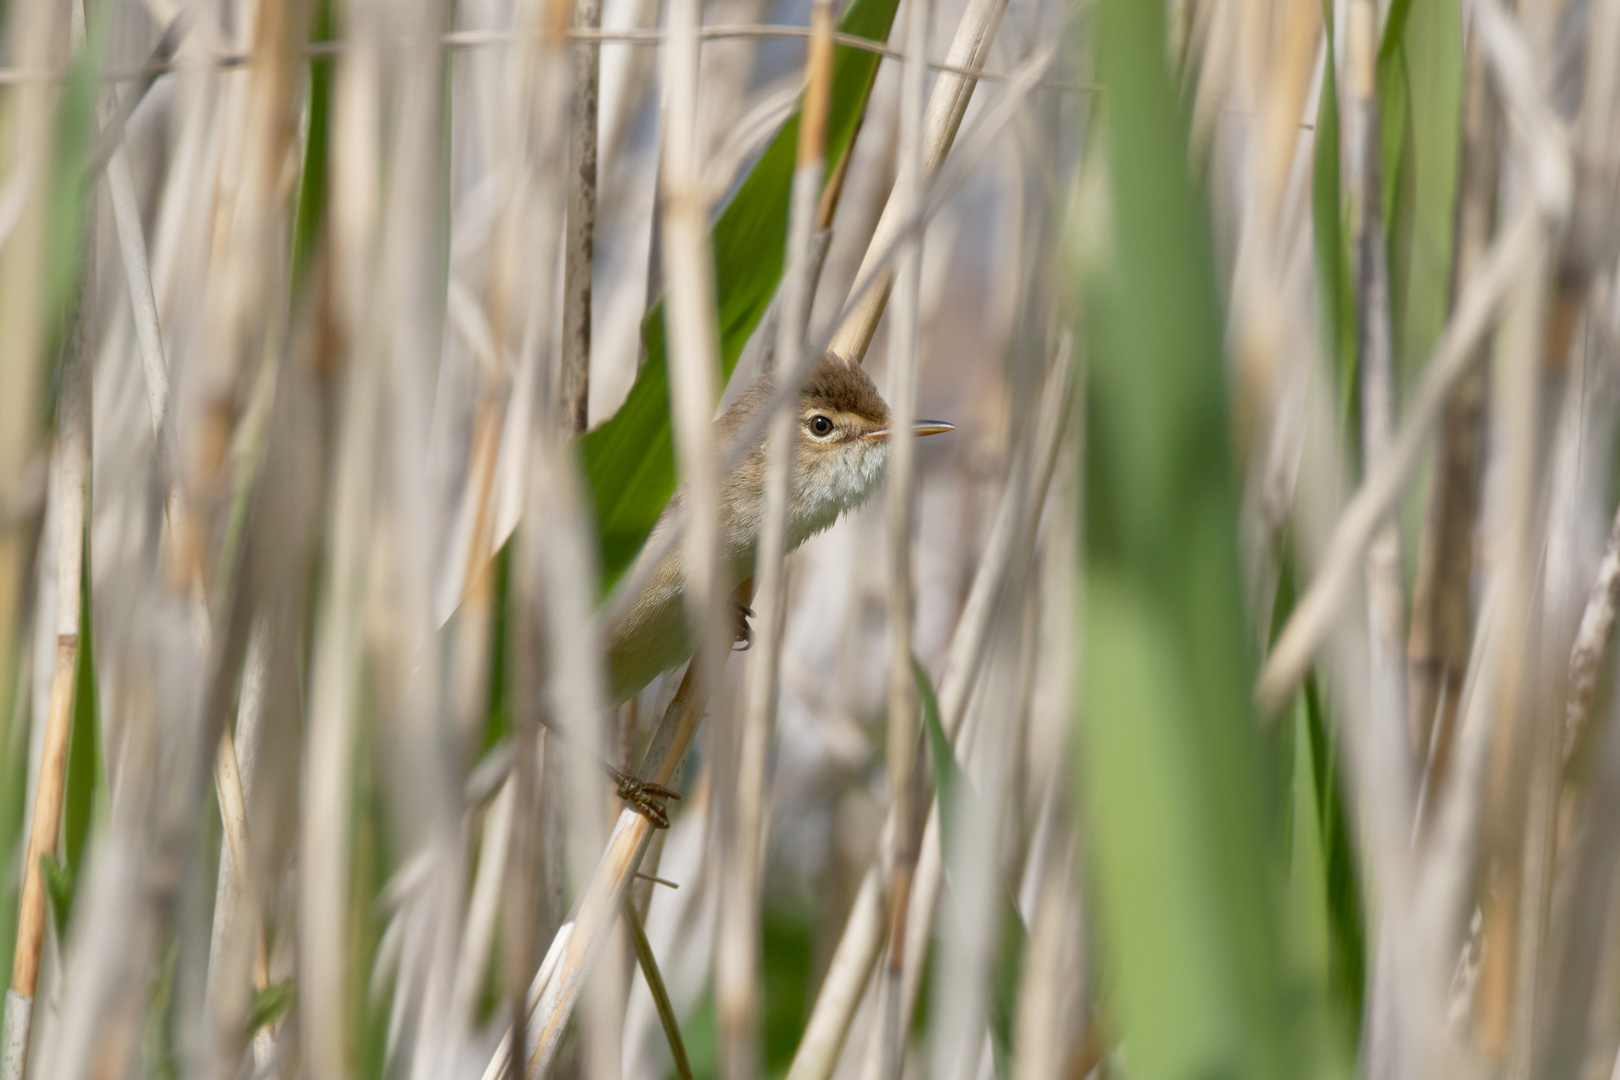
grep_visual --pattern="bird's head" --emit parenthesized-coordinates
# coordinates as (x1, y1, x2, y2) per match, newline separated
(781, 354, 954, 530)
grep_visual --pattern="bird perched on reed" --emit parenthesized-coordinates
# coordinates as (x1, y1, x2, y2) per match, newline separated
(604, 352, 953, 704)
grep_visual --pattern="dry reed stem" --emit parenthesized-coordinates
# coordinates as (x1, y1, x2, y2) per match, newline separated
(298, 12, 384, 1075)
(625, 896, 695, 1080)
(1345, 0, 1408, 763)
(0, 17, 66, 1054)
(1502, 228, 1558, 1080)
(1257, 207, 1540, 713)
(716, 4, 834, 1076)
(658, 0, 734, 896)
(785, 869, 885, 1080)
(876, 0, 928, 1070)
(560, 0, 603, 434)
(4, 239, 91, 1080)
(655, 2, 738, 1075)
(529, 441, 620, 1080)
(205, 619, 275, 1072)
(453, 779, 513, 1027)
(106, 143, 170, 436)
(1344, 5, 1414, 1067)
(827, 0, 1010, 363)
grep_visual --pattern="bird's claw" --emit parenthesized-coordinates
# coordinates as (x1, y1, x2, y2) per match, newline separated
(732, 600, 755, 651)
(611, 767, 682, 830)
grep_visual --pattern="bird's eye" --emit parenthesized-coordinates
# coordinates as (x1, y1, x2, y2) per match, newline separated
(808, 414, 835, 438)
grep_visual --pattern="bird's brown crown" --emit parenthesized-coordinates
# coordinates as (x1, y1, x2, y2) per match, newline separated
(797, 353, 891, 425)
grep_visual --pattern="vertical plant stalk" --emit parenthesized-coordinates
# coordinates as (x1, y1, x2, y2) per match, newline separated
(624, 896, 695, 1080)
(1409, 40, 1496, 799)
(826, 0, 1010, 364)
(716, 6, 835, 1079)
(660, 0, 733, 708)
(0, 17, 66, 1040)
(1343, 4, 1415, 1069)
(530, 440, 620, 1080)
(557, 4, 613, 1069)
(3, 244, 92, 1080)
(560, 0, 603, 433)
(1345, 0, 1410, 808)
(1477, 228, 1551, 1075)
(877, 0, 928, 1075)
(300, 10, 385, 1076)
(493, 0, 574, 1067)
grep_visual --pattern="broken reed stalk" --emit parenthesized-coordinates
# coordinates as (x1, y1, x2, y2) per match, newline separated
(3, 246, 91, 1080)
(716, 4, 835, 1077)
(559, 0, 602, 433)
(474, 663, 705, 1080)
(876, 0, 929, 1073)
(783, 337, 1074, 1080)
(826, 0, 1010, 364)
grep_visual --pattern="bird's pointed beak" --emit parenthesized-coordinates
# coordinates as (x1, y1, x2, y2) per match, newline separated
(862, 421, 955, 442)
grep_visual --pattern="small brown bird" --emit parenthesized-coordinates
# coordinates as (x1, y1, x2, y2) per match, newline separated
(604, 353, 954, 703)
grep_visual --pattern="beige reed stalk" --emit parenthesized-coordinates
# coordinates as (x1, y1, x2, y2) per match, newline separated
(3, 236, 91, 1080)
(560, 0, 603, 432)
(0, 0, 65, 1059)
(717, 5, 835, 1077)
(1343, 3, 1417, 1066)
(299, 10, 386, 1077)
(876, 0, 928, 1074)
(659, 0, 733, 729)
(826, 0, 1010, 364)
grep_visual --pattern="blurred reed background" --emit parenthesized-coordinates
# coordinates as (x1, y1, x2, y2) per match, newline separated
(2, 0, 1620, 1076)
